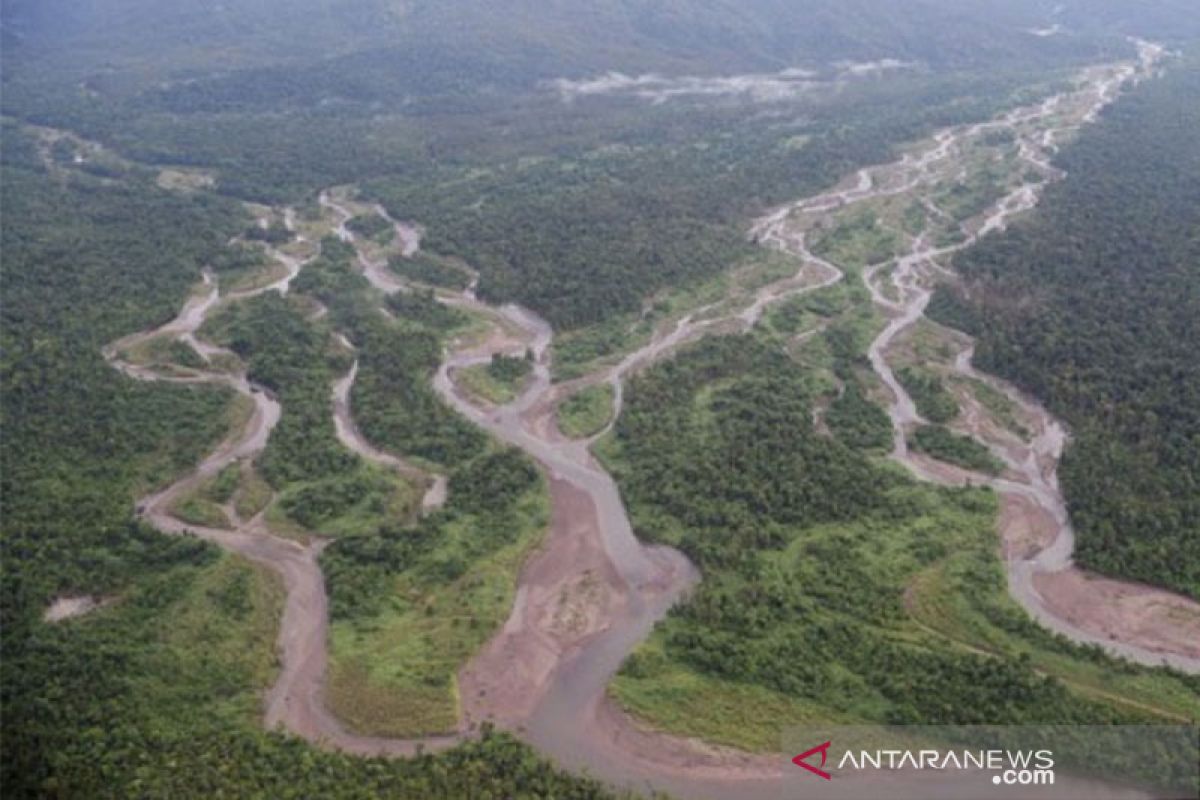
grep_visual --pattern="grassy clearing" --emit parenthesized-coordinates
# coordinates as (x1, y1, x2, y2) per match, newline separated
(224, 253, 292, 294)
(233, 463, 274, 519)
(894, 319, 957, 365)
(763, 277, 867, 340)
(905, 562, 1200, 722)
(172, 495, 232, 528)
(730, 249, 802, 292)
(557, 383, 614, 438)
(327, 485, 549, 736)
(552, 312, 653, 381)
(809, 209, 901, 271)
(951, 375, 1031, 439)
(171, 463, 240, 528)
(933, 149, 1016, 222)
(122, 334, 206, 370)
(457, 354, 532, 405)
(156, 168, 215, 192)
(133, 555, 285, 724)
(611, 636, 853, 753)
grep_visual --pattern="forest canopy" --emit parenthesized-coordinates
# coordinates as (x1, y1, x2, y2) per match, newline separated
(929, 60, 1200, 598)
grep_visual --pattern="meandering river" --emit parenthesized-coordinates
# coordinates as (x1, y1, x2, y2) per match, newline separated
(106, 39, 1196, 800)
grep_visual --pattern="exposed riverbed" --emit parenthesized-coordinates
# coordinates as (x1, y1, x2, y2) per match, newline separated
(105, 38, 1198, 800)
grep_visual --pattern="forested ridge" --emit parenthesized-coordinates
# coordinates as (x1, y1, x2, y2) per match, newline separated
(929, 59, 1200, 598)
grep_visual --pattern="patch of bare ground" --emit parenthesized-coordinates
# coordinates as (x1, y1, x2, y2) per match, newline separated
(997, 493, 1058, 559)
(592, 698, 778, 782)
(1033, 571, 1200, 662)
(449, 319, 527, 361)
(459, 476, 625, 730)
(43, 595, 110, 623)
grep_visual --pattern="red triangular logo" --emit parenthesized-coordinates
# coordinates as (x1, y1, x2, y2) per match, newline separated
(793, 740, 832, 780)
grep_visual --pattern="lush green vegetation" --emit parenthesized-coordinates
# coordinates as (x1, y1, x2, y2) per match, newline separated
(289, 236, 485, 469)
(952, 375, 1030, 439)
(387, 253, 472, 291)
(896, 365, 959, 424)
(0, 121, 638, 799)
(932, 148, 1016, 221)
(5, 3, 1200, 793)
(929, 61, 1200, 598)
(602, 332, 1199, 751)
(252, 218, 551, 735)
(909, 424, 1005, 475)
(810, 210, 900, 271)
(384, 288, 470, 331)
(458, 353, 534, 405)
(488, 353, 533, 385)
(203, 289, 416, 537)
(363, 68, 1072, 330)
(3, 0, 1143, 331)
(346, 212, 395, 246)
(825, 381, 893, 451)
(558, 384, 616, 439)
(551, 312, 658, 381)
(356, 323, 486, 469)
(120, 334, 206, 371)
(171, 461, 245, 529)
(322, 449, 547, 734)
(3, 546, 636, 799)
(0, 120, 243, 628)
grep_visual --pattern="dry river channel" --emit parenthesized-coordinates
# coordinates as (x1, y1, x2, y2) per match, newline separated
(103, 39, 1197, 800)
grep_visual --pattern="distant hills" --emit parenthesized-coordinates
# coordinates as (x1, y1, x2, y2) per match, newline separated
(9, 0, 1196, 105)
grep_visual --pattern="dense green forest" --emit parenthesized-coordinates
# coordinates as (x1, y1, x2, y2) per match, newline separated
(910, 424, 1005, 475)
(825, 381, 894, 450)
(202, 288, 418, 535)
(286, 235, 487, 469)
(0, 120, 242, 624)
(896, 366, 959, 424)
(603, 332, 1199, 743)
(3, 0, 1141, 99)
(3, 0, 1168, 327)
(929, 60, 1200, 598)
(362, 71, 1084, 328)
(323, 447, 540, 628)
